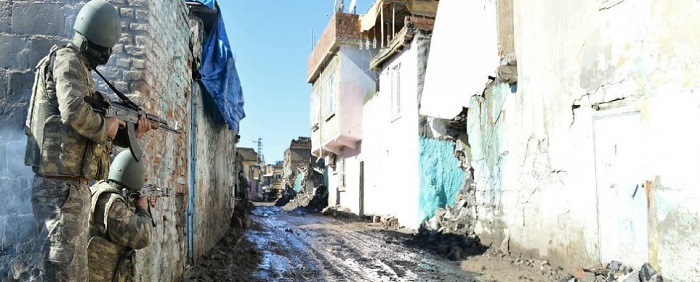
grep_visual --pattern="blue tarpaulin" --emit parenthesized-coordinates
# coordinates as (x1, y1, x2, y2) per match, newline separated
(194, 1, 245, 131)
(194, 0, 215, 9)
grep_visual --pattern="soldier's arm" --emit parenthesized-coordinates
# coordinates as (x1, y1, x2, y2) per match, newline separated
(53, 49, 109, 144)
(105, 199, 154, 249)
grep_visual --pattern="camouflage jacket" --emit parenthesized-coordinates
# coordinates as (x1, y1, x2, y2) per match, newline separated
(88, 181, 153, 282)
(25, 44, 127, 180)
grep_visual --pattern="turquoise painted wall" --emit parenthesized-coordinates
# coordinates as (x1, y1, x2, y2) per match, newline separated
(418, 137, 465, 221)
(294, 173, 304, 192)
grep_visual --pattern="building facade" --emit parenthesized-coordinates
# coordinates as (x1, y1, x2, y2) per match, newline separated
(0, 1, 242, 280)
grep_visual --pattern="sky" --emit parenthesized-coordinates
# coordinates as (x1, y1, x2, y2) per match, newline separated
(218, 0, 374, 164)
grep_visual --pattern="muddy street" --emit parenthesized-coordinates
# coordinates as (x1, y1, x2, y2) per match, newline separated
(186, 204, 479, 281)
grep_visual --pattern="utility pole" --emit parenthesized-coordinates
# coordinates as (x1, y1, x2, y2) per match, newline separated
(253, 138, 265, 167)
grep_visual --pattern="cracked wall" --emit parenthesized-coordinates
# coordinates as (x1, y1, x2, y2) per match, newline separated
(474, 0, 700, 278)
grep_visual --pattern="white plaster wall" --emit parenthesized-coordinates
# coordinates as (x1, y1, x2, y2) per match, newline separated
(360, 40, 422, 229)
(339, 46, 376, 140)
(420, 0, 499, 119)
(491, 0, 700, 277)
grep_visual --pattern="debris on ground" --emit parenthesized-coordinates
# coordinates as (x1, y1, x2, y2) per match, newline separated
(566, 261, 664, 282)
(282, 185, 329, 213)
(185, 199, 258, 282)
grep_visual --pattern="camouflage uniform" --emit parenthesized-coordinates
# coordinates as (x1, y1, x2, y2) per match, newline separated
(88, 181, 153, 282)
(25, 44, 128, 281)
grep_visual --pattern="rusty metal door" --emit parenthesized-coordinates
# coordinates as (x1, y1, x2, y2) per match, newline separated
(593, 111, 649, 266)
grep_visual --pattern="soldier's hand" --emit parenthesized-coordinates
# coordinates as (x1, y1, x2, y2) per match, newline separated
(136, 115, 153, 138)
(136, 196, 149, 210)
(106, 117, 126, 140)
(150, 196, 159, 207)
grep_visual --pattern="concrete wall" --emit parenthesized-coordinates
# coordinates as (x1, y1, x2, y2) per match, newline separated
(188, 76, 235, 267)
(0, 1, 236, 280)
(460, 0, 700, 279)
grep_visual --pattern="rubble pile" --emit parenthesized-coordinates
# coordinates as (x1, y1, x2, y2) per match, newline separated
(563, 261, 663, 282)
(407, 226, 487, 261)
(287, 191, 313, 208)
(425, 182, 477, 235)
(230, 199, 253, 229)
(274, 187, 296, 207)
(285, 185, 329, 212)
(320, 205, 356, 219)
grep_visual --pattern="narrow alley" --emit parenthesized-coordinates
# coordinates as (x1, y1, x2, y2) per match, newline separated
(185, 203, 574, 282)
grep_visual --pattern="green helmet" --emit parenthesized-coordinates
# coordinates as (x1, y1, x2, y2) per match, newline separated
(73, 0, 121, 48)
(109, 150, 145, 192)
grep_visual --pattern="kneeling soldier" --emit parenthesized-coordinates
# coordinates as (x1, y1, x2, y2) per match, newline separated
(88, 150, 156, 281)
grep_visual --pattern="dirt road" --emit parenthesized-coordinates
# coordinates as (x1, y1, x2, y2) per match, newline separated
(186, 204, 478, 281)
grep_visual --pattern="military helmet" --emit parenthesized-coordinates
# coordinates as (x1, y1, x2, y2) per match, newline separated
(109, 150, 145, 192)
(73, 0, 121, 48)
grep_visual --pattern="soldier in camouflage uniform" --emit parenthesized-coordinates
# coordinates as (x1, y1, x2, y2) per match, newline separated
(24, 1, 152, 280)
(88, 150, 155, 282)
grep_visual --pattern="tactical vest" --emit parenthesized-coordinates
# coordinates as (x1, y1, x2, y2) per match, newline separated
(24, 44, 112, 180)
(88, 182, 133, 282)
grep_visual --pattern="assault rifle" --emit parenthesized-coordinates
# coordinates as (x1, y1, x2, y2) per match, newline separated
(129, 184, 170, 227)
(86, 67, 180, 162)
(138, 184, 170, 198)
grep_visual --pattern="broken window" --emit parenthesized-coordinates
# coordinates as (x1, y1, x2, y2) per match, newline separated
(391, 64, 401, 120)
(325, 75, 336, 119)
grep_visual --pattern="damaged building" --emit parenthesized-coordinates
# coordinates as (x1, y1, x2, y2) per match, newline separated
(310, 0, 700, 279)
(0, 0, 244, 280)
(282, 137, 321, 194)
(308, 0, 440, 228)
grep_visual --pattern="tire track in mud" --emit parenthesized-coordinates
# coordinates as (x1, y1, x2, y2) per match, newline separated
(248, 206, 477, 282)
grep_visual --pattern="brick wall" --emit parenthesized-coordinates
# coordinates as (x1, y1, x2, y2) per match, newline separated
(0, 1, 236, 281)
(307, 12, 360, 83)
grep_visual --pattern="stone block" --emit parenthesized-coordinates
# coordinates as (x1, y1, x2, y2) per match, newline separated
(129, 23, 148, 32)
(123, 70, 142, 81)
(20, 38, 66, 70)
(120, 7, 135, 18)
(0, 214, 37, 248)
(4, 137, 32, 177)
(116, 58, 131, 68)
(0, 1, 11, 33)
(132, 59, 146, 69)
(7, 71, 34, 104)
(11, 3, 66, 36)
(0, 35, 27, 69)
(125, 45, 145, 57)
(0, 179, 31, 215)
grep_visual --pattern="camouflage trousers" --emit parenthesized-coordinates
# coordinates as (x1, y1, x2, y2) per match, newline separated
(31, 175, 90, 282)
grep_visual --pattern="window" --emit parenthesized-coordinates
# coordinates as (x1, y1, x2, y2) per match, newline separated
(391, 64, 401, 120)
(325, 75, 336, 119)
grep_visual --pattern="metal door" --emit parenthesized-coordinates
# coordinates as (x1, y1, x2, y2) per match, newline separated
(593, 111, 648, 266)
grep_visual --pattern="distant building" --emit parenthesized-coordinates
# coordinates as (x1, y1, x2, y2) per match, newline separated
(282, 137, 314, 193)
(237, 147, 261, 200)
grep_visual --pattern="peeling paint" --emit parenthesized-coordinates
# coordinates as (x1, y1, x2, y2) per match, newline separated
(418, 137, 464, 221)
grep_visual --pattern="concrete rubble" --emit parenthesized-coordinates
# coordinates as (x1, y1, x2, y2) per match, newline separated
(564, 261, 664, 282)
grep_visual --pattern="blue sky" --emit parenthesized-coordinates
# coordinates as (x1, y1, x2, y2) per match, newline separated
(218, 1, 373, 163)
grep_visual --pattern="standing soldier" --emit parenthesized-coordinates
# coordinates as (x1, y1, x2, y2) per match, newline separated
(24, 0, 152, 280)
(88, 150, 155, 282)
